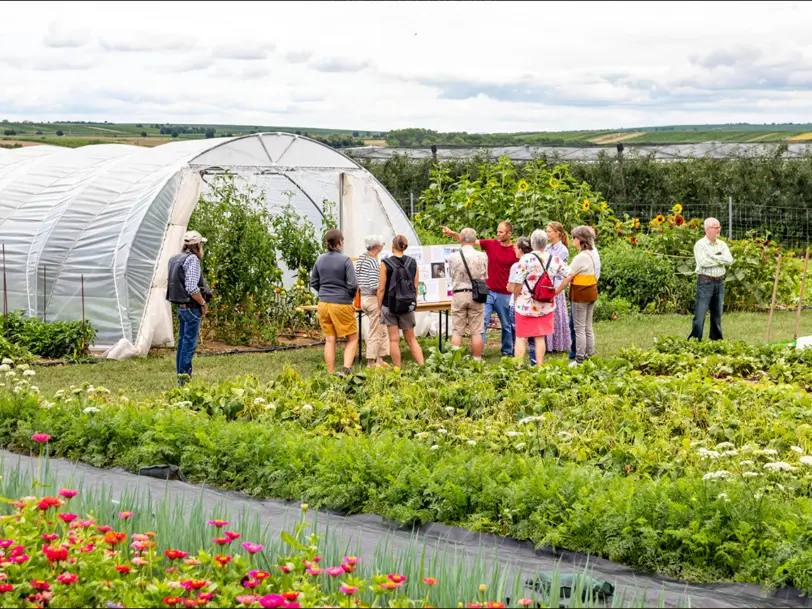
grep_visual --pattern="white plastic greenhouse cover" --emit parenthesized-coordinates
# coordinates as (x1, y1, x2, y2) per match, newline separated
(0, 134, 419, 357)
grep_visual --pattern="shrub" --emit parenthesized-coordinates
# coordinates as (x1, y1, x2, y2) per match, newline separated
(593, 296, 637, 322)
(597, 241, 681, 312)
(3, 311, 95, 359)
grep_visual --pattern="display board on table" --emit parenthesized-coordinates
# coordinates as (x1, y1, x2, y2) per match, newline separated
(378, 245, 459, 304)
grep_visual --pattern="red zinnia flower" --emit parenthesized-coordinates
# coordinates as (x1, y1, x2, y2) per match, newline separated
(164, 549, 189, 560)
(214, 555, 232, 567)
(281, 592, 299, 601)
(0, 584, 13, 593)
(42, 534, 58, 543)
(104, 531, 126, 545)
(115, 565, 131, 575)
(212, 537, 231, 546)
(96, 526, 112, 533)
(37, 497, 63, 510)
(57, 574, 78, 585)
(58, 489, 78, 499)
(31, 580, 50, 592)
(486, 603, 506, 608)
(208, 520, 229, 528)
(58, 513, 78, 524)
(249, 571, 270, 580)
(341, 563, 356, 573)
(32, 434, 51, 443)
(42, 545, 69, 563)
(163, 597, 182, 606)
(423, 577, 438, 585)
(225, 531, 241, 541)
(181, 580, 209, 591)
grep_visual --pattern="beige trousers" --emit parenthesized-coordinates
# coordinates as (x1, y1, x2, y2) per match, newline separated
(361, 295, 390, 360)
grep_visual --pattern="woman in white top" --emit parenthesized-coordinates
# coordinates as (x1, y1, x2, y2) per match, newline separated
(556, 226, 599, 366)
(509, 229, 569, 366)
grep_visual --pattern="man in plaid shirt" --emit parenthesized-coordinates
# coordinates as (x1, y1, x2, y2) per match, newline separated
(689, 218, 734, 341)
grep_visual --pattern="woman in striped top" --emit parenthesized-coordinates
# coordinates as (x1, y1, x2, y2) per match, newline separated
(355, 235, 390, 368)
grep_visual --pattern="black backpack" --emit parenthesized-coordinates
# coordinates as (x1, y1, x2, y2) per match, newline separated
(385, 256, 417, 314)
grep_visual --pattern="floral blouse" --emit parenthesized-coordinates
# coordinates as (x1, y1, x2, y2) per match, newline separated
(510, 251, 569, 317)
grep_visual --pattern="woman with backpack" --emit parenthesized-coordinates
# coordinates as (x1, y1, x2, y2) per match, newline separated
(509, 229, 570, 366)
(377, 234, 425, 368)
(555, 225, 599, 367)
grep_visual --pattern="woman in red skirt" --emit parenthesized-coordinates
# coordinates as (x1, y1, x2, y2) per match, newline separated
(508, 229, 570, 366)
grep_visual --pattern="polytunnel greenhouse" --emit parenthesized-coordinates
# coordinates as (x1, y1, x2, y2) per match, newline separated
(0, 134, 418, 357)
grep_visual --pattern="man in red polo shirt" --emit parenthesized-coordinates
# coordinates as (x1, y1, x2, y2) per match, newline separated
(442, 222, 518, 356)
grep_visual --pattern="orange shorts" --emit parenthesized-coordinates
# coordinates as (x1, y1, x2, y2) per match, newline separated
(317, 302, 358, 338)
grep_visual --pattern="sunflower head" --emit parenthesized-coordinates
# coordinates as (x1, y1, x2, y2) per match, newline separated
(549, 178, 560, 189)
(615, 222, 622, 230)
(672, 203, 683, 215)
(599, 202, 608, 212)
(633, 218, 641, 230)
(667, 215, 676, 226)
(517, 180, 529, 192)
(582, 199, 590, 211)
(654, 214, 665, 226)
(675, 215, 685, 226)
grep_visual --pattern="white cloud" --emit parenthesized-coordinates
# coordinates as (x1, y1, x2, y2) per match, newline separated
(2, 1, 812, 132)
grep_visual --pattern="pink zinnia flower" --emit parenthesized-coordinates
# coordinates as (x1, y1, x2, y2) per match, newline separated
(517, 600, 533, 607)
(80, 544, 95, 554)
(132, 557, 148, 566)
(12, 554, 29, 564)
(259, 595, 285, 609)
(57, 573, 78, 585)
(32, 434, 51, 443)
(58, 489, 78, 499)
(339, 584, 358, 595)
(97, 526, 112, 533)
(208, 519, 229, 528)
(0, 540, 13, 549)
(341, 563, 356, 573)
(342, 556, 359, 565)
(242, 579, 260, 589)
(326, 567, 344, 578)
(166, 567, 179, 574)
(306, 566, 321, 576)
(241, 542, 263, 554)
(58, 513, 77, 523)
(388, 574, 407, 584)
(225, 531, 241, 541)
(312, 556, 321, 563)
(118, 511, 133, 520)
(31, 580, 50, 591)
(423, 577, 438, 585)
(42, 534, 58, 542)
(283, 604, 300, 609)
(277, 565, 291, 574)
(249, 571, 270, 580)
(198, 593, 214, 602)
(236, 596, 257, 606)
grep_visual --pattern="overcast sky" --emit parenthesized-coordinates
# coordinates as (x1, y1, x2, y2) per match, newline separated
(2, 1, 812, 133)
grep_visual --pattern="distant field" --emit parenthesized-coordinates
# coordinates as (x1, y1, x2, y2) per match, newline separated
(589, 132, 645, 144)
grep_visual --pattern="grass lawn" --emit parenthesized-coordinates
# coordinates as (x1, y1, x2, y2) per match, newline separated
(32, 310, 812, 398)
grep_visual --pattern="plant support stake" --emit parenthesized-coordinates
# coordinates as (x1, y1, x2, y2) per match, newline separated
(728, 196, 733, 241)
(765, 254, 782, 343)
(43, 265, 46, 323)
(81, 274, 86, 349)
(794, 248, 809, 342)
(2, 244, 6, 337)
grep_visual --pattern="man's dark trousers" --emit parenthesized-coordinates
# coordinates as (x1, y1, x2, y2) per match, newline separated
(689, 276, 725, 341)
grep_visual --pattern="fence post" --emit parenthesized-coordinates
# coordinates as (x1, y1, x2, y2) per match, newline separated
(43, 265, 46, 323)
(728, 196, 733, 240)
(2, 244, 6, 337)
(410, 191, 414, 219)
(794, 248, 809, 342)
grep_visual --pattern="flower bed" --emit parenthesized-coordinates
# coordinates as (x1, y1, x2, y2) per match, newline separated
(1, 343, 812, 593)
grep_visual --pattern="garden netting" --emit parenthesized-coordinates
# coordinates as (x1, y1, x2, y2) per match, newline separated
(1, 450, 808, 609)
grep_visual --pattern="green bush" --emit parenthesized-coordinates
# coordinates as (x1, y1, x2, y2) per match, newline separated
(597, 241, 682, 312)
(4, 311, 95, 359)
(593, 296, 637, 322)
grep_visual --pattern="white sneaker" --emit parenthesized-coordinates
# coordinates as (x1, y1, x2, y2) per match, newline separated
(568, 360, 579, 368)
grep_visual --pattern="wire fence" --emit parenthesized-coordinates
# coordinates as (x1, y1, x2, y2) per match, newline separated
(394, 192, 812, 249)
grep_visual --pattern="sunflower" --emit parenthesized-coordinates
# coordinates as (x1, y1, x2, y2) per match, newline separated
(582, 199, 590, 211)
(667, 216, 676, 226)
(633, 218, 641, 230)
(599, 202, 608, 211)
(549, 178, 560, 189)
(672, 203, 683, 215)
(517, 180, 529, 192)
(653, 214, 665, 226)
(675, 215, 685, 226)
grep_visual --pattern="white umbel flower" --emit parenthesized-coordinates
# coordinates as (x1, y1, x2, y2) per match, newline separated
(253, 397, 265, 405)
(758, 449, 779, 456)
(702, 470, 731, 481)
(791, 446, 804, 455)
(764, 461, 795, 472)
(23, 369, 35, 377)
(83, 406, 100, 414)
(800, 456, 812, 466)
(1, 358, 13, 365)
(698, 448, 721, 459)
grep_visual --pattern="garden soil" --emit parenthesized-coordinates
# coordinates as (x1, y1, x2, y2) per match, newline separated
(2, 450, 809, 609)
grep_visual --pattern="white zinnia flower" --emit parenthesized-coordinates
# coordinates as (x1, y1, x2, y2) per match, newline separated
(253, 397, 265, 405)
(800, 456, 812, 466)
(764, 461, 795, 472)
(40, 401, 54, 409)
(23, 369, 35, 377)
(86, 386, 95, 393)
(83, 407, 100, 414)
(791, 446, 804, 455)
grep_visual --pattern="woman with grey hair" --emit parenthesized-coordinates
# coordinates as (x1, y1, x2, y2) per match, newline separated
(355, 234, 390, 368)
(510, 229, 569, 366)
(556, 225, 598, 366)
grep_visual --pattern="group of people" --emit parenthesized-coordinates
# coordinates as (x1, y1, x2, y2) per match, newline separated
(308, 221, 603, 374)
(165, 216, 735, 384)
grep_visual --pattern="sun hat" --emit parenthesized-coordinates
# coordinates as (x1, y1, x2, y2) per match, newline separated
(183, 230, 208, 245)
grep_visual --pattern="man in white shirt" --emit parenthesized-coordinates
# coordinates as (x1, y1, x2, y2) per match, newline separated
(689, 217, 734, 341)
(447, 228, 488, 360)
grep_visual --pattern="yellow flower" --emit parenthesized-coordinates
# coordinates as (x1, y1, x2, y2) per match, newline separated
(667, 215, 676, 226)
(651, 215, 665, 226)
(633, 218, 640, 230)
(672, 203, 683, 215)
(615, 222, 622, 230)
(582, 199, 590, 211)
(488, 181, 496, 189)
(479, 584, 487, 593)
(517, 179, 529, 192)
(599, 201, 608, 211)
(465, 196, 473, 208)
(549, 178, 559, 189)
